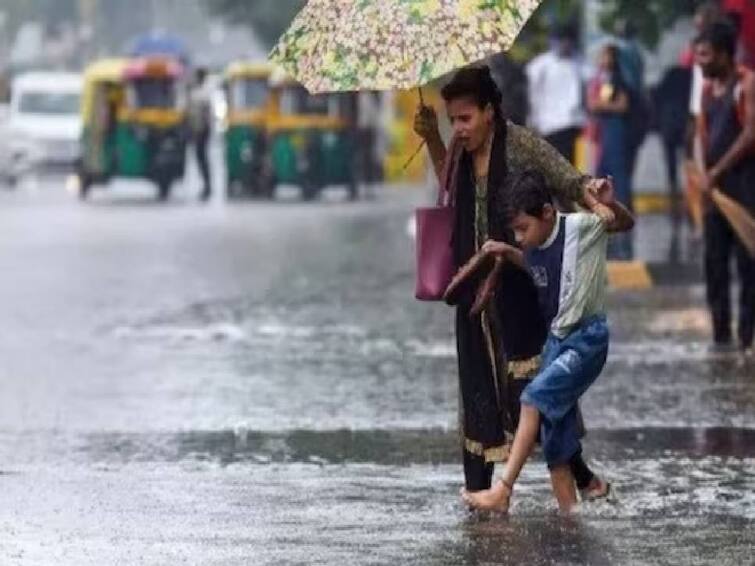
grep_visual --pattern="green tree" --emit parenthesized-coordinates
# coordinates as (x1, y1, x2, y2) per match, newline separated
(205, 0, 305, 48)
(598, 0, 706, 48)
(204, 0, 708, 52)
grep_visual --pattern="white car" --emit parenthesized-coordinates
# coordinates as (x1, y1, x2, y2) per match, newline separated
(5, 71, 82, 183)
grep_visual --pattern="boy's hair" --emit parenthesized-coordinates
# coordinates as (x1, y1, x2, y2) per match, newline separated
(441, 65, 504, 121)
(507, 170, 553, 219)
(695, 20, 738, 59)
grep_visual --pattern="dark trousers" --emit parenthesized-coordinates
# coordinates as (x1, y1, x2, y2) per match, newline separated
(195, 131, 211, 196)
(704, 209, 755, 348)
(545, 127, 582, 165)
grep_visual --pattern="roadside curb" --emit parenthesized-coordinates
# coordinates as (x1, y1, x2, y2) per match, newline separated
(609, 260, 702, 289)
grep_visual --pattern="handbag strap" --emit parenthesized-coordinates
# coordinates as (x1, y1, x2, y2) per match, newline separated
(437, 136, 463, 207)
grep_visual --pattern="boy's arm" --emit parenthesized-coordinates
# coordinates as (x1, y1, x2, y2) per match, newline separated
(481, 240, 526, 269)
(604, 200, 635, 233)
(585, 176, 634, 233)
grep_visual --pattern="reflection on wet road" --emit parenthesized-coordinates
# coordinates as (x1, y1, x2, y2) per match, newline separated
(0, 184, 752, 564)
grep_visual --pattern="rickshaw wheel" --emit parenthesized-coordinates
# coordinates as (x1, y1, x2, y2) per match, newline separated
(259, 175, 276, 200)
(157, 179, 172, 202)
(78, 175, 92, 201)
(347, 179, 359, 201)
(301, 185, 318, 201)
(226, 179, 244, 200)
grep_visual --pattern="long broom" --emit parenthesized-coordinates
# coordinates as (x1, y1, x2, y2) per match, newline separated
(688, 162, 755, 257)
(683, 160, 705, 236)
(710, 188, 755, 257)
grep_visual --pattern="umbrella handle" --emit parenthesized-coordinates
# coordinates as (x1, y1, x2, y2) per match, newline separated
(405, 88, 428, 171)
(402, 140, 426, 171)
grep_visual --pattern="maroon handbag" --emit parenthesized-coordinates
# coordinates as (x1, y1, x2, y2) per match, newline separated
(415, 138, 461, 301)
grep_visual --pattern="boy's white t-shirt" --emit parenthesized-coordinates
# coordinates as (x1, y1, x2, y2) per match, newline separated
(529, 212, 609, 338)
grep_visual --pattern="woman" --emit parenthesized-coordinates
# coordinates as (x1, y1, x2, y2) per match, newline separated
(588, 43, 633, 259)
(414, 66, 610, 500)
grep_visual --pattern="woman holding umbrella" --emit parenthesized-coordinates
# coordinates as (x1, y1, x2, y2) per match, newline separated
(271, 0, 611, 507)
(414, 65, 611, 503)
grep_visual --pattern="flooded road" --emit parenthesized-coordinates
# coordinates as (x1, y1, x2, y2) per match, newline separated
(0, 180, 752, 565)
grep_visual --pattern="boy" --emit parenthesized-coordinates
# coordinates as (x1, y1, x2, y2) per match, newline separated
(462, 170, 634, 513)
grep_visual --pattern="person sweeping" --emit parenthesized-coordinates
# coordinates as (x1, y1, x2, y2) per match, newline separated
(695, 21, 755, 362)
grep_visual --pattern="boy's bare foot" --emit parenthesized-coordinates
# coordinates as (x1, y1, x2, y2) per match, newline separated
(460, 478, 512, 512)
(580, 476, 611, 502)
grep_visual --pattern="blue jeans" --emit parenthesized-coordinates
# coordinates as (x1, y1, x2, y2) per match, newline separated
(520, 316, 609, 466)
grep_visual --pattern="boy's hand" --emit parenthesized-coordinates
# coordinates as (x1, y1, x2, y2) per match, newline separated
(585, 177, 615, 205)
(413, 104, 440, 141)
(583, 177, 617, 223)
(481, 239, 511, 258)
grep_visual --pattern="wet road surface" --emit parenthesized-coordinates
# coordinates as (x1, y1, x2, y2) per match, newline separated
(0, 179, 752, 565)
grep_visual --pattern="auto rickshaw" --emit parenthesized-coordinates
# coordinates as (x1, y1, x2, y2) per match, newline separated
(268, 75, 358, 200)
(79, 57, 188, 201)
(223, 62, 275, 198)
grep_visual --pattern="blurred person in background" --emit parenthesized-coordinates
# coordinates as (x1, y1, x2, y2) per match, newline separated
(588, 43, 633, 260)
(654, 65, 693, 251)
(689, 3, 728, 126)
(695, 21, 755, 362)
(357, 91, 384, 198)
(614, 20, 649, 189)
(488, 53, 529, 127)
(189, 67, 213, 202)
(526, 23, 586, 166)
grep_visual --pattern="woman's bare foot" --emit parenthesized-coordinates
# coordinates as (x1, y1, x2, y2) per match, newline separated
(460, 478, 512, 512)
(580, 476, 611, 501)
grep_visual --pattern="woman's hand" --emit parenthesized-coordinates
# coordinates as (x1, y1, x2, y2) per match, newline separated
(413, 104, 440, 141)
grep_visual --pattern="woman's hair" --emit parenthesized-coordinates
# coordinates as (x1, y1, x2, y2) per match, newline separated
(440, 65, 504, 121)
(507, 170, 553, 218)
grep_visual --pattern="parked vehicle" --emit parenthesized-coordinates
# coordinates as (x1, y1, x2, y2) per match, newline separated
(268, 75, 358, 200)
(223, 62, 275, 198)
(6, 71, 83, 184)
(78, 57, 188, 200)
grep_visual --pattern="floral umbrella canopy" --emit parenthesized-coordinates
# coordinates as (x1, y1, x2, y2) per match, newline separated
(270, 0, 543, 93)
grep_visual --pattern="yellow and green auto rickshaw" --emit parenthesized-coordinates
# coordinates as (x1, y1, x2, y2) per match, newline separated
(268, 76, 358, 200)
(223, 62, 276, 198)
(78, 57, 188, 201)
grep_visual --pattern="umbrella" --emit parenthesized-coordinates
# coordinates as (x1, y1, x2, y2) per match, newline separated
(270, 0, 542, 93)
(129, 33, 191, 66)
